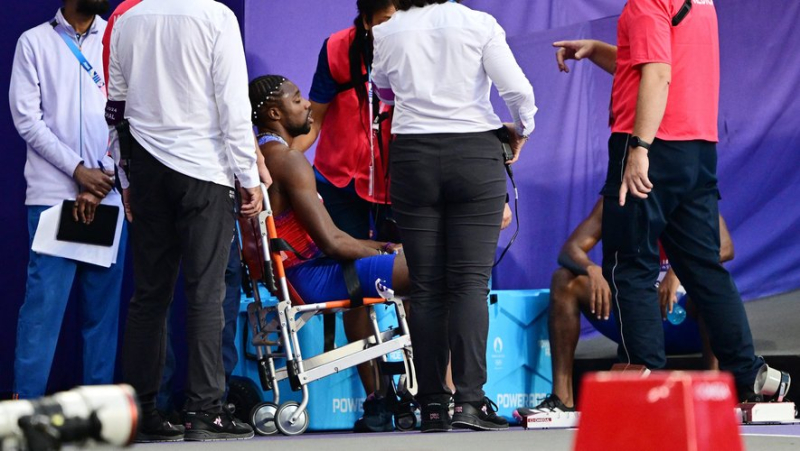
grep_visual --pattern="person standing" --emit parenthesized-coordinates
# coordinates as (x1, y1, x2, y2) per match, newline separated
(371, 0, 536, 432)
(102, 0, 247, 423)
(514, 200, 731, 419)
(555, 0, 782, 401)
(294, 0, 396, 241)
(107, 0, 262, 442)
(9, 0, 126, 400)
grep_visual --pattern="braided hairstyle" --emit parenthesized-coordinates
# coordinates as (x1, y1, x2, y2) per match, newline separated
(350, 0, 394, 105)
(249, 75, 288, 124)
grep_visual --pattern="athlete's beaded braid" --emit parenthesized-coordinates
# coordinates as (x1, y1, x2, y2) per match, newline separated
(249, 75, 288, 123)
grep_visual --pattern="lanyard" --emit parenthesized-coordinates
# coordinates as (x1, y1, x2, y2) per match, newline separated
(367, 67, 376, 198)
(56, 27, 106, 97)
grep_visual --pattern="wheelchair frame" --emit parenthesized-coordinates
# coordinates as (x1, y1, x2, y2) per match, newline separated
(238, 186, 416, 435)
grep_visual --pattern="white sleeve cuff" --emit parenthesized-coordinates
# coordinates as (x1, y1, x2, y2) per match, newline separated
(236, 166, 260, 189)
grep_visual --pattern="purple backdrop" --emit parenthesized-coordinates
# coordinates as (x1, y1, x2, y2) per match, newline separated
(1, 0, 798, 396)
(489, 0, 800, 300)
(243, 0, 800, 301)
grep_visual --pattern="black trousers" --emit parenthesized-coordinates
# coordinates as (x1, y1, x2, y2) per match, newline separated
(390, 131, 506, 403)
(122, 140, 235, 413)
(601, 133, 763, 389)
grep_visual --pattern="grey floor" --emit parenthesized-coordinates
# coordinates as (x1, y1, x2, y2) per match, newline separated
(94, 289, 800, 451)
(123, 426, 800, 451)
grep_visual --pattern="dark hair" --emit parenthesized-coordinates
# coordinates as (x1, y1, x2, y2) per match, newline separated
(393, 0, 448, 11)
(350, 0, 394, 105)
(249, 75, 288, 124)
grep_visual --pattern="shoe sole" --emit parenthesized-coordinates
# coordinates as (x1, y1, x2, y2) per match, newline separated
(421, 427, 452, 433)
(134, 436, 184, 443)
(184, 431, 255, 441)
(452, 415, 509, 431)
(421, 422, 452, 433)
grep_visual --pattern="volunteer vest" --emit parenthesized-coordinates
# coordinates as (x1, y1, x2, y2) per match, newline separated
(313, 27, 392, 204)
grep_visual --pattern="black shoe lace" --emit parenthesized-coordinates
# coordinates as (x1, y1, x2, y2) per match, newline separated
(539, 394, 561, 410)
(483, 397, 500, 414)
(222, 403, 239, 425)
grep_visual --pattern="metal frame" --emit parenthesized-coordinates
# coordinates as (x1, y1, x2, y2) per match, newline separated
(240, 188, 416, 434)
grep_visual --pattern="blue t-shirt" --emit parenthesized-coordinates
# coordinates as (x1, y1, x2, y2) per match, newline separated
(309, 39, 339, 104)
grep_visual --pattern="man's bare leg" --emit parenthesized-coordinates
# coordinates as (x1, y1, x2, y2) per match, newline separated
(686, 298, 719, 370)
(548, 268, 593, 408)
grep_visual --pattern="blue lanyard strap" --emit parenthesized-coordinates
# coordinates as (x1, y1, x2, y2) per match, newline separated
(56, 27, 106, 94)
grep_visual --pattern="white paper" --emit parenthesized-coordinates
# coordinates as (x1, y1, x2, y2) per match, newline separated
(31, 199, 125, 268)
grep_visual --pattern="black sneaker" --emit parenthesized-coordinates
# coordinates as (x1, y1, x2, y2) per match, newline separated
(514, 394, 576, 420)
(420, 399, 452, 433)
(134, 411, 185, 443)
(452, 397, 508, 431)
(354, 395, 394, 432)
(184, 405, 254, 441)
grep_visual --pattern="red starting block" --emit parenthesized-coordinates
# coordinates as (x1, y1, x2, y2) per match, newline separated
(574, 371, 742, 451)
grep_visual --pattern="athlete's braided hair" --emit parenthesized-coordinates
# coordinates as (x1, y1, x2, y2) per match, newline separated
(249, 75, 288, 124)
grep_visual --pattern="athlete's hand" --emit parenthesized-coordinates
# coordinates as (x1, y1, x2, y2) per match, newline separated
(553, 39, 596, 73)
(587, 264, 611, 320)
(385, 243, 403, 254)
(659, 269, 681, 320)
(619, 147, 652, 205)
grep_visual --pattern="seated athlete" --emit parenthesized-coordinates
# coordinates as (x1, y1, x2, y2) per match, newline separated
(248, 75, 412, 432)
(514, 199, 733, 418)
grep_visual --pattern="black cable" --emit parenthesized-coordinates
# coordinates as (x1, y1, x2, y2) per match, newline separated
(494, 168, 519, 267)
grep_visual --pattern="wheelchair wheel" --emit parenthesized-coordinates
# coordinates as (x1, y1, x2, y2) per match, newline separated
(250, 402, 279, 436)
(395, 409, 417, 431)
(227, 376, 263, 424)
(275, 402, 309, 436)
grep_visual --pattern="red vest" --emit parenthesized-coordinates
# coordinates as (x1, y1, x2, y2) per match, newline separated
(313, 27, 392, 204)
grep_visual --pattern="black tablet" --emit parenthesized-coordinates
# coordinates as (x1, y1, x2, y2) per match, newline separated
(57, 200, 119, 247)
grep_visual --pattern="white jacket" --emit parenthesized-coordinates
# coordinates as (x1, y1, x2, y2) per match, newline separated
(9, 9, 120, 207)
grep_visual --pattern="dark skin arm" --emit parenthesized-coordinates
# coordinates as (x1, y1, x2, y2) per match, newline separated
(556, 198, 611, 320)
(267, 145, 380, 260)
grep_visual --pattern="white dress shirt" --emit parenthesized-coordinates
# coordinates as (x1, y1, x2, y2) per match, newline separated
(9, 10, 120, 207)
(107, 0, 258, 189)
(372, 2, 536, 136)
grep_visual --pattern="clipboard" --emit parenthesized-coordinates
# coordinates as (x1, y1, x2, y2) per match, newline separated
(57, 200, 120, 247)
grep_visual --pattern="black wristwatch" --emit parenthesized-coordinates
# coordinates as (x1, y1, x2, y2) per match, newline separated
(629, 135, 651, 151)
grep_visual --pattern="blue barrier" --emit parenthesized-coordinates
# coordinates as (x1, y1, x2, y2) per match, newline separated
(233, 288, 554, 427)
(484, 289, 553, 421)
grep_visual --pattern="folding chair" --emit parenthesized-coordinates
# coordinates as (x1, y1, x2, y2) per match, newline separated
(236, 186, 417, 436)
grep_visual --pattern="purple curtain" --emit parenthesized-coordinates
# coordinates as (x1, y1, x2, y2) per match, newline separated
(242, 0, 800, 302)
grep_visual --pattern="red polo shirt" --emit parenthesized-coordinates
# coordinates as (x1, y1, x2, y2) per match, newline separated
(611, 0, 720, 142)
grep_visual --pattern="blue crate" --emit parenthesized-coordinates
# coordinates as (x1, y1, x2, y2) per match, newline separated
(484, 289, 553, 421)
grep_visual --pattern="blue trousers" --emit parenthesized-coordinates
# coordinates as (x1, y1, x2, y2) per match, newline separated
(14, 205, 127, 398)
